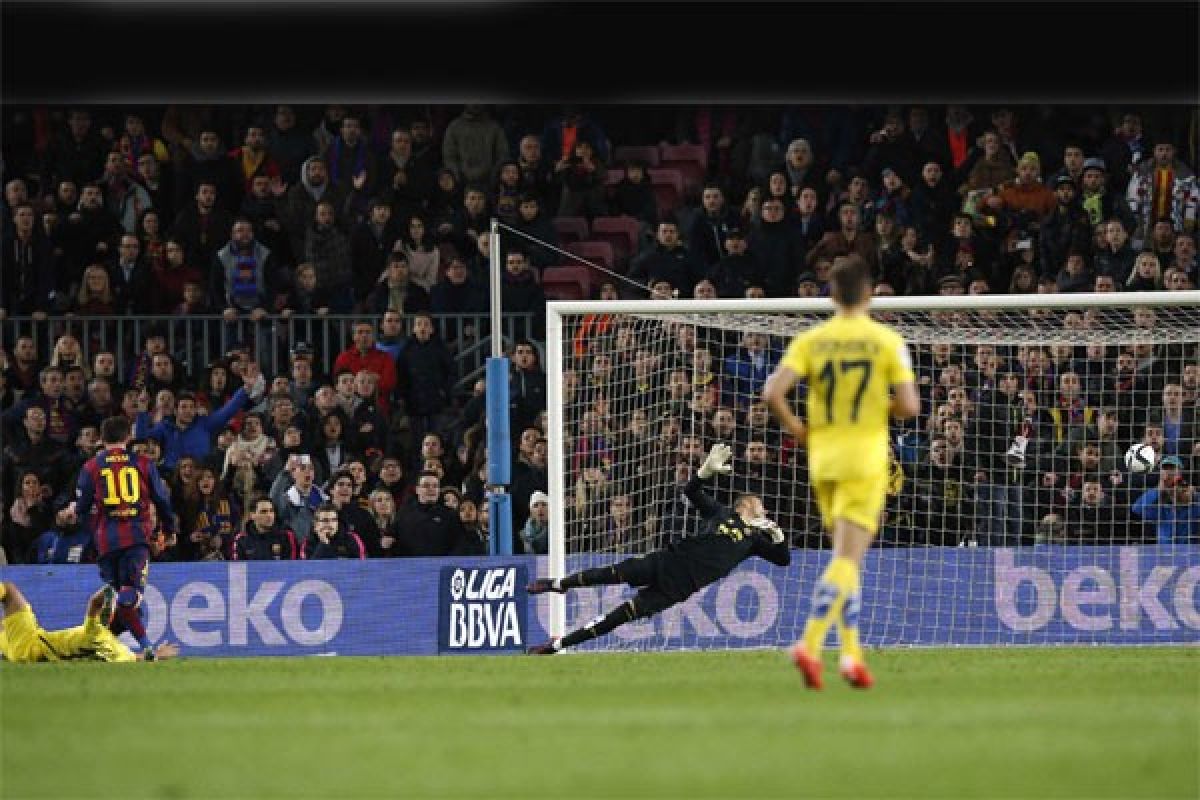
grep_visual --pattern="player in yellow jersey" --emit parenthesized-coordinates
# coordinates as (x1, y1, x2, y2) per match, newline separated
(762, 254, 920, 689)
(0, 581, 178, 663)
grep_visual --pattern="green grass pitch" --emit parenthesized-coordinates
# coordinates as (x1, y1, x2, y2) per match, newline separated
(2, 647, 1196, 799)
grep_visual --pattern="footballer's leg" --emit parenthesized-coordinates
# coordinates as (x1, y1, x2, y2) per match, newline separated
(793, 479, 878, 689)
(528, 554, 655, 595)
(527, 588, 671, 654)
(0, 581, 29, 616)
(113, 546, 155, 657)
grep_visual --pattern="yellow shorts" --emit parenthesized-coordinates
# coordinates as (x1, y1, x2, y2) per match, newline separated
(0, 608, 50, 663)
(812, 472, 889, 535)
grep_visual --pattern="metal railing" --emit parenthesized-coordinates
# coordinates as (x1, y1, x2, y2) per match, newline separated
(1, 313, 538, 396)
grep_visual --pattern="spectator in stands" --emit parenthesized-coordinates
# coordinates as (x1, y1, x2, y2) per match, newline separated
(864, 110, 922, 186)
(708, 226, 761, 298)
(1131, 456, 1200, 544)
(324, 468, 380, 555)
(3, 469, 56, 564)
(1124, 251, 1163, 292)
(178, 127, 244, 213)
(1, 202, 58, 317)
(270, 453, 327, 544)
(510, 193, 559, 271)
(227, 122, 281, 197)
(611, 159, 658, 226)
(395, 312, 455, 446)
(303, 502, 367, 559)
(266, 105, 314, 186)
(688, 183, 738, 270)
(47, 109, 107, 188)
(326, 114, 377, 197)
(135, 363, 263, 471)
(107, 232, 153, 315)
(98, 151, 153, 234)
(430, 256, 488, 319)
(304, 200, 355, 312)
(73, 264, 118, 315)
(500, 248, 547, 339)
(135, 152, 176, 230)
(367, 252, 429, 314)
(213, 218, 281, 323)
(185, 466, 240, 560)
(150, 237, 203, 313)
(1040, 175, 1091, 276)
(365, 487, 402, 557)
(519, 490, 550, 555)
(394, 470, 470, 556)
(806, 202, 879, 276)
(1126, 133, 1197, 249)
(3, 366, 80, 447)
(508, 339, 547, 432)
(962, 130, 1015, 195)
(170, 180, 234, 274)
(515, 134, 554, 207)
(332, 321, 397, 416)
(1167, 231, 1196, 277)
(442, 105, 509, 188)
(628, 219, 703, 297)
(554, 139, 608, 219)
(231, 494, 300, 560)
(1076, 157, 1134, 233)
(279, 262, 330, 317)
(379, 126, 433, 221)
(985, 152, 1057, 229)
(399, 213, 442, 292)
(276, 156, 349, 265)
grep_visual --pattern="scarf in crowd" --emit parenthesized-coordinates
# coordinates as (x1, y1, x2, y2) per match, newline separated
(230, 251, 259, 309)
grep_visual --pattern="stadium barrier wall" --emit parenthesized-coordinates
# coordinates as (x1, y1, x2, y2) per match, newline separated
(5, 545, 1196, 657)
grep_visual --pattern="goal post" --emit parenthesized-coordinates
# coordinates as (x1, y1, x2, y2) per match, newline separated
(541, 291, 1200, 648)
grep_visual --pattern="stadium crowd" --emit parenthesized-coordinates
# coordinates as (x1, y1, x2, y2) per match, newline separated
(1, 103, 1197, 564)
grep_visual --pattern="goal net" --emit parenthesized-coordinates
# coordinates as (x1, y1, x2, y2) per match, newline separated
(541, 292, 1200, 650)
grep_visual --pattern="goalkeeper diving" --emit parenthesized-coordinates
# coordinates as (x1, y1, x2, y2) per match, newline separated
(526, 443, 791, 654)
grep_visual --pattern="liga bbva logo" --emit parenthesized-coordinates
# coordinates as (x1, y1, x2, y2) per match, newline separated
(439, 565, 528, 653)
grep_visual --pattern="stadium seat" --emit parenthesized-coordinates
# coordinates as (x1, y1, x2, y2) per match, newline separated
(552, 216, 590, 244)
(566, 240, 616, 272)
(542, 266, 593, 300)
(659, 144, 708, 197)
(590, 215, 642, 268)
(613, 145, 660, 168)
(647, 168, 684, 216)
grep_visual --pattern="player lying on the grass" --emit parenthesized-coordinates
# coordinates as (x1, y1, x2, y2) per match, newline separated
(525, 443, 791, 654)
(0, 581, 179, 663)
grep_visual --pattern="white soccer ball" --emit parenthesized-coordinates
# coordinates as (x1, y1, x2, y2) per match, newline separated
(1125, 443, 1156, 473)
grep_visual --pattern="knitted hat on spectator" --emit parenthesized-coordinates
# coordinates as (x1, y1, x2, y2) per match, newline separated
(1017, 152, 1041, 171)
(529, 490, 550, 509)
(1082, 157, 1107, 173)
(1160, 455, 1184, 470)
(1053, 174, 1076, 188)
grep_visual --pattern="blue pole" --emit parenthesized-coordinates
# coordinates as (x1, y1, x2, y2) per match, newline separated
(485, 356, 513, 555)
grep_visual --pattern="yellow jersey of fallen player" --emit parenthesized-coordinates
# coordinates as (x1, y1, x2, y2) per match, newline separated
(781, 313, 915, 481)
(0, 608, 135, 663)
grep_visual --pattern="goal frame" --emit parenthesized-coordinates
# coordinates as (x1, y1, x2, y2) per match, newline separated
(544, 290, 1200, 639)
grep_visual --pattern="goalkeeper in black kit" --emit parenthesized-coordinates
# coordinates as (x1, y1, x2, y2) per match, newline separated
(526, 443, 792, 654)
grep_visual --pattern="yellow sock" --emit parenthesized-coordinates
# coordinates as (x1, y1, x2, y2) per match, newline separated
(801, 557, 858, 657)
(0, 583, 7, 602)
(835, 566, 863, 665)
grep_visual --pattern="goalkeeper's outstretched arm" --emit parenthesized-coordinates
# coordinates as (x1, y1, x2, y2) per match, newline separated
(683, 443, 734, 520)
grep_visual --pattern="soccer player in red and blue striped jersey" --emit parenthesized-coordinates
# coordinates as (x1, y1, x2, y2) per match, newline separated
(67, 416, 176, 659)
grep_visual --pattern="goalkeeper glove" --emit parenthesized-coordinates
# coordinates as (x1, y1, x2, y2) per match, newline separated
(698, 443, 733, 479)
(748, 517, 786, 545)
